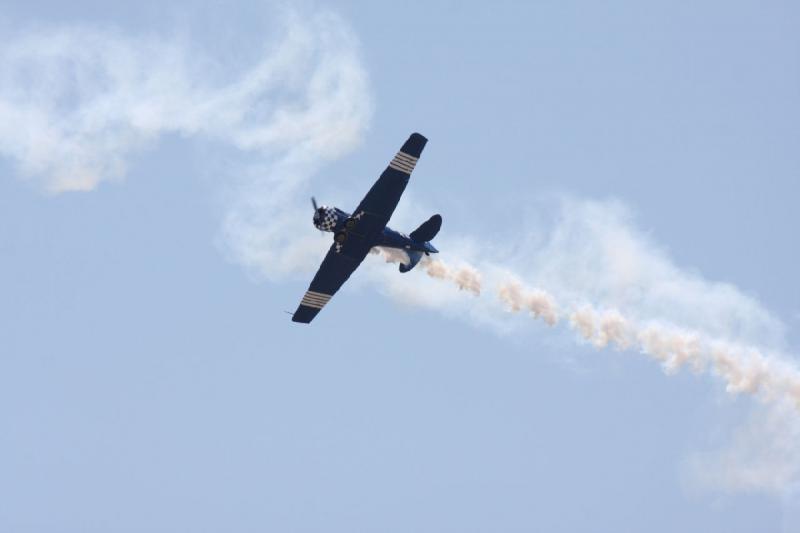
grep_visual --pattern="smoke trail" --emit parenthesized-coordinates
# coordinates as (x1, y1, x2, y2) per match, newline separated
(370, 205, 800, 492)
(377, 247, 800, 412)
(420, 257, 482, 295)
(0, 11, 370, 195)
(373, 248, 482, 295)
(497, 281, 559, 326)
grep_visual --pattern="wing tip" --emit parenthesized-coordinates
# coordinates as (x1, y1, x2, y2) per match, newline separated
(403, 133, 428, 158)
(291, 303, 322, 324)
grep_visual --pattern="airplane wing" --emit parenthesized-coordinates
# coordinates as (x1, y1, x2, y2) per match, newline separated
(350, 132, 428, 240)
(291, 242, 370, 323)
(291, 133, 428, 324)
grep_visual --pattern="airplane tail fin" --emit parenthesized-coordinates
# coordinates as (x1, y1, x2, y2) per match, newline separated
(409, 214, 442, 243)
(399, 214, 442, 273)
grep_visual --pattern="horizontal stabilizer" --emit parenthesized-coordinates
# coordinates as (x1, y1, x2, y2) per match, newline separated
(410, 214, 442, 243)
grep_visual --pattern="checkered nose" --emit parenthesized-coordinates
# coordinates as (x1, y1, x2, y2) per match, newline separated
(313, 206, 338, 232)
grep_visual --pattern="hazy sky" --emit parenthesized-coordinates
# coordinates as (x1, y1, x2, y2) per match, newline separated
(1, 1, 799, 531)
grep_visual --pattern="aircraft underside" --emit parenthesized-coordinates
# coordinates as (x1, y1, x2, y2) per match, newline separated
(293, 133, 439, 323)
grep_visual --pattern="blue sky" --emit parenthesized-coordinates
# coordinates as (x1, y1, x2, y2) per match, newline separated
(1, 1, 799, 531)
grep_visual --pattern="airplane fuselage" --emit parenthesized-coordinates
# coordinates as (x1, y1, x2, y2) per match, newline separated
(313, 205, 438, 255)
(378, 225, 439, 254)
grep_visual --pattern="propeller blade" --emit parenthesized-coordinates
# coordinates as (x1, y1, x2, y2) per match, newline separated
(311, 196, 324, 235)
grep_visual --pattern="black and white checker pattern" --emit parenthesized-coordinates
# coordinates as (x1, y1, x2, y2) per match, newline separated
(314, 207, 338, 232)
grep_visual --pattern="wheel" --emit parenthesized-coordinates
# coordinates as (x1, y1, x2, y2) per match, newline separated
(335, 231, 347, 244)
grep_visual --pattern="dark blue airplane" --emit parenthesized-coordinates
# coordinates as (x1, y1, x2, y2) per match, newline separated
(292, 132, 441, 323)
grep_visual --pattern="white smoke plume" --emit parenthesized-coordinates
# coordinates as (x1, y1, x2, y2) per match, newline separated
(498, 281, 558, 326)
(2, 10, 799, 495)
(420, 256, 482, 295)
(371, 202, 800, 492)
(372, 247, 482, 295)
(376, 243, 800, 412)
(0, 10, 371, 281)
(0, 11, 371, 193)
(686, 403, 800, 493)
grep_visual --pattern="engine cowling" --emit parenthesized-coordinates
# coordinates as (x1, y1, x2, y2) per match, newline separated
(313, 206, 348, 232)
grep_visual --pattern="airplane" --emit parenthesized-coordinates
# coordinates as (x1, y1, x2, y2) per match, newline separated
(292, 132, 441, 323)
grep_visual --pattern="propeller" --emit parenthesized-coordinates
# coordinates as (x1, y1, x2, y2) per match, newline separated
(311, 196, 325, 235)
